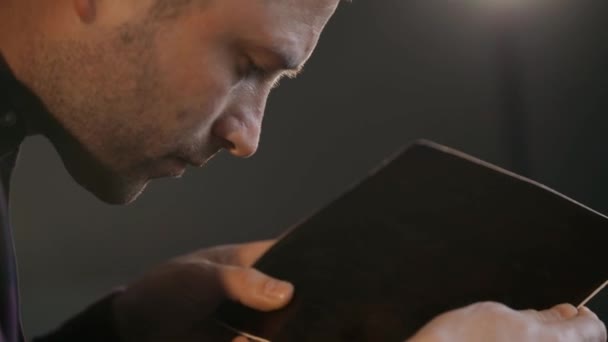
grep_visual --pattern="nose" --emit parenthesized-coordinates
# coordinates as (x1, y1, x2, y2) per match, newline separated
(212, 113, 262, 158)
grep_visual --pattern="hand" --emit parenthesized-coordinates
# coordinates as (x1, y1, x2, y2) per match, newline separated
(408, 302, 607, 342)
(113, 240, 294, 342)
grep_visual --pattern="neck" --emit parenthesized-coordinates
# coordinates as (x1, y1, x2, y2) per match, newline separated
(0, 58, 55, 138)
(0, 59, 54, 140)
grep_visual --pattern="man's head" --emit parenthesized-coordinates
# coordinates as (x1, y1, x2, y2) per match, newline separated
(0, 0, 339, 204)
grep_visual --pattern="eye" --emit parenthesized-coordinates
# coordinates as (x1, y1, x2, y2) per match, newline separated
(237, 55, 266, 80)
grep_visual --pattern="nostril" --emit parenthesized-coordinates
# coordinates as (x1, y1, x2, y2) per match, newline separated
(211, 115, 261, 158)
(216, 136, 235, 151)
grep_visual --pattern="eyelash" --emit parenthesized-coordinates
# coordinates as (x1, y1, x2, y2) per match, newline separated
(239, 56, 266, 79)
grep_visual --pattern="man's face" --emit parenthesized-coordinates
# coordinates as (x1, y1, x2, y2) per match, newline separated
(25, 0, 339, 204)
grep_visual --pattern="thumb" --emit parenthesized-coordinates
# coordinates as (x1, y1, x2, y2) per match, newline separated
(535, 304, 579, 322)
(220, 265, 294, 312)
(549, 307, 607, 342)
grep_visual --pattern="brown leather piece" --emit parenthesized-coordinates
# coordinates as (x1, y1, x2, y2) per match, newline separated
(216, 140, 608, 342)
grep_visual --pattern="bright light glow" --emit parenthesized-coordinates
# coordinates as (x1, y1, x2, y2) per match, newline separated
(471, 0, 552, 14)
(482, 0, 530, 9)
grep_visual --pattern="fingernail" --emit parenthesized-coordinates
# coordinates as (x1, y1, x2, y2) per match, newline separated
(264, 280, 294, 301)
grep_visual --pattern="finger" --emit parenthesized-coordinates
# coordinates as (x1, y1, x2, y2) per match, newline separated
(577, 307, 607, 341)
(233, 337, 250, 342)
(580, 306, 600, 320)
(197, 240, 276, 267)
(234, 240, 276, 267)
(550, 307, 607, 341)
(535, 304, 579, 322)
(220, 265, 294, 312)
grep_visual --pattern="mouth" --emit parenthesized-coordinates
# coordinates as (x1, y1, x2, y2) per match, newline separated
(153, 147, 222, 180)
(163, 157, 188, 178)
(176, 148, 223, 168)
(148, 149, 222, 180)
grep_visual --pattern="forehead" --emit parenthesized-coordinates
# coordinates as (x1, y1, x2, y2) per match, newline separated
(215, 0, 340, 63)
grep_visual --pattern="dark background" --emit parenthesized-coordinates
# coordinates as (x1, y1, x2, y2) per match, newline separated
(9, 0, 608, 337)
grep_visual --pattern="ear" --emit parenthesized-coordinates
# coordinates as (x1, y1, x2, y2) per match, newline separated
(73, 0, 97, 23)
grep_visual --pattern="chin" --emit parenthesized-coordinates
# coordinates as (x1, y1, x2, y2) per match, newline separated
(72, 168, 150, 205)
(56, 150, 150, 205)
(46, 129, 153, 205)
(88, 179, 149, 205)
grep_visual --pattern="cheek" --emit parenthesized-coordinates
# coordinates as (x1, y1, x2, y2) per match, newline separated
(166, 68, 234, 139)
(151, 16, 238, 139)
(155, 53, 235, 137)
(155, 14, 234, 96)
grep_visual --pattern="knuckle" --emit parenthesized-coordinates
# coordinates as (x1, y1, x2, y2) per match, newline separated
(218, 267, 251, 301)
(225, 266, 262, 289)
(198, 246, 232, 263)
(473, 301, 511, 315)
(174, 259, 217, 283)
(514, 318, 538, 337)
(553, 304, 578, 319)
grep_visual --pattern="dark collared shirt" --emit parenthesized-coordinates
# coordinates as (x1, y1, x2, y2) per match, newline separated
(1, 53, 29, 342)
(1, 56, 122, 341)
